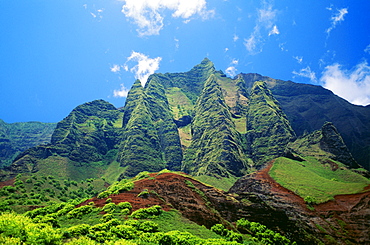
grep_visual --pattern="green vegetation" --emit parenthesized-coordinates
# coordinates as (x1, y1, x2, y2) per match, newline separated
(0, 203, 262, 244)
(269, 157, 370, 203)
(245, 81, 295, 165)
(0, 119, 56, 168)
(194, 175, 239, 191)
(0, 174, 104, 211)
(182, 75, 250, 178)
(236, 218, 295, 245)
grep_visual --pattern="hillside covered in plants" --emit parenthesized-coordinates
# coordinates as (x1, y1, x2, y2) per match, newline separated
(0, 59, 369, 244)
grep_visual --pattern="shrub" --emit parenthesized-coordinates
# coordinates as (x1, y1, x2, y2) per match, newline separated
(110, 225, 139, 239)
(67, 205, 94, 219)
(102, 203, 117, 213)
(137, 189, 150, 198)
(211, 224, 229, 237)
(304, 196, 317, 205)
(131, 205, 162, 219)
(0, 212, 63, 245)
(138, 220, 159, 232)
(97, 191, 109, 199)
(117, 201, 132, 210)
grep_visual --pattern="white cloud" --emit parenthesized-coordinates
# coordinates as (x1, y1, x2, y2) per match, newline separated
(121, 0, 213, 36)
(268, 25, 279, 36)
(326, 7, 348, 35)
(320, 61, 370, 106)
(233, 34, 239, 42)
(125, 51, 162, 86)
(244, 1, 278, 54)
(292, 66, 317, 82)
(110, 64, 121, 73)
(174, 37, 179, 49)
(258, 3, 277, 28)
(113, 84, 130, 98)
(225, 59, 239, 77)
(244, 35, 261, 54)
(365, 44, 370, 54)
(231, 59, 239, 65)
(293, 56, 303, 64)
(226, 66, 237, 77)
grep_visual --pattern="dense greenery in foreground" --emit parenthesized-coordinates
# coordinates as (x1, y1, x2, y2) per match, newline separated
(0, 170, 295, 244)
(269, 157, 370, 204)
(0, 201, 295, 245)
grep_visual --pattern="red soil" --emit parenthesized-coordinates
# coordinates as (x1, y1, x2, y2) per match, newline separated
(79, 173, 200, 212)
(0, 178, 14, 188)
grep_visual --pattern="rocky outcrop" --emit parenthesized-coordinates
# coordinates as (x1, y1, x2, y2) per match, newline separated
(228, 164, 370, 244)
(288, 122, 359, 168)
(320, 122, 359, 168)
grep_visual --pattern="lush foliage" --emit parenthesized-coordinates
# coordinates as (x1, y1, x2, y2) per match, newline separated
(0, 174, 104, 211)
(269, 157, 370, 203)
(0, 203, 260, 245)
(236, 218, 295, 245)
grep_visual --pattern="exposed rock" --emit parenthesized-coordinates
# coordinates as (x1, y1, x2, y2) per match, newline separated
(288, 122, 360, 168)
(229, 163, 370, 244)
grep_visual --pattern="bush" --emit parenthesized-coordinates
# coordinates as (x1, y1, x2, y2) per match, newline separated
(67, 205, 94, 219)
(110, 225, 139, 239)
(211, 224, 229, 237)
(102, 202, 117, 213)
(236, 218, 294, 245)
(304, 196, 317, 205)
(67, 224, 91, 237)
(117, 201, 132, 210)
(131, 205, 162, 219)
(138, 220, 159, 232)
(97, 191, 109, 199)
(0, 212, 63, 245)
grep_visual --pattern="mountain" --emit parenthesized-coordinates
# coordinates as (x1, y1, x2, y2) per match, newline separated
(1, 58, 370, 181)
(0, 58, 369, 244)
(0, 120, 56, 168)
(240, 73, 370, 171)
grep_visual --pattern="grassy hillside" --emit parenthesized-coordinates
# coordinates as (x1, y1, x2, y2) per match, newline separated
(269, 157, 370, 204)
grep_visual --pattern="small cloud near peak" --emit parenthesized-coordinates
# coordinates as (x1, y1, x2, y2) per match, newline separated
(125, 51, 162, 86)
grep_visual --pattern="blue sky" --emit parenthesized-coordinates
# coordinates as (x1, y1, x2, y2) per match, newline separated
(1, 0, 369, 123)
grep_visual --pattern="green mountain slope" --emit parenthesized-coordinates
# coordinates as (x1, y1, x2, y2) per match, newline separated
(245, 81, 295, 165)
(182, 74, 250, 177)
(240, 73, 370, 170)
(0, 120, 56, 168)
(1, 58, 369, 183)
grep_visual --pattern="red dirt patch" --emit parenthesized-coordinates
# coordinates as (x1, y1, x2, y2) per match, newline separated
(0, 178, 14, 188)
(79, 172, 228, 228)
(314, 185, 370, 212)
